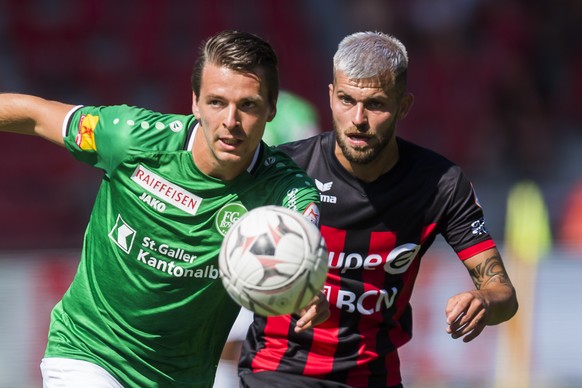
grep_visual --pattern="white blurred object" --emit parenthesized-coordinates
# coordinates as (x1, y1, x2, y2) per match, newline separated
(212, 308, 253, 388)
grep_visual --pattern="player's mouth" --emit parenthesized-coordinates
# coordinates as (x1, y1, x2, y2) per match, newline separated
(346, 133, 373, 147)
(220, 137, 243, 150)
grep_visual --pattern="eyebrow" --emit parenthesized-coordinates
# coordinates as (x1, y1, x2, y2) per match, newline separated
(202, 93, 263, 103)
(336, 89, 389, 101)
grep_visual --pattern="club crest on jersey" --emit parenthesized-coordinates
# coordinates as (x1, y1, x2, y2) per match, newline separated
(215, 202, 247, 236)
(131, 165, 202, 215)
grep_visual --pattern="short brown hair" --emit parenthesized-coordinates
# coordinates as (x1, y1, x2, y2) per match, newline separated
(191, 30, 279, 105)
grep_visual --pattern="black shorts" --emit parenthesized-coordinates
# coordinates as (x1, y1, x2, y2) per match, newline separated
(239, 371, 403, 388)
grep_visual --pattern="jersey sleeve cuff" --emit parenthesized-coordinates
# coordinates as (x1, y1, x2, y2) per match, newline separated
(61, 105, 84, 139)
(457, 239, 496, 261)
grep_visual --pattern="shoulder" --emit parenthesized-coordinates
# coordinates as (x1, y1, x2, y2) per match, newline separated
(255, 144, 318, 190)
(254, 143, 320, 206)
(398, 137, 456, 168)
(397, 137, 463, 180)
(395, 137, 471, 199)
(258, 143, 312, 177)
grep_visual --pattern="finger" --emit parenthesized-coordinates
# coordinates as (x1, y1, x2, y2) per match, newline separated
(450, 308, 486, 339)
(447, 303, 474, 333)
(448, 294, 486, 332)
(457, 299, 486, 331)
(295, 295, 330, 332)
(312, 303, 330, 326)
(461, 322, 486, 343)
(295, 304, 316, 332)
(446, 311, 466, 334)
(445, 295, 470, 325)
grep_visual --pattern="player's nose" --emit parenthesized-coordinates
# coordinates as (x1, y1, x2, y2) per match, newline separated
(351, 103, 368, 128)
(223, 106, 240, 130)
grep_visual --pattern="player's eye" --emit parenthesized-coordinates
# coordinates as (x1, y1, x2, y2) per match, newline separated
(208, 99, 224, 107)
(240, 100, 258, 110)
(366, 100, 383, 110)
(338, 95, 354, 105)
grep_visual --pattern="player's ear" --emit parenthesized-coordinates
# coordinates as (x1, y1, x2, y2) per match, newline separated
(397, 93, 414, 120)
(192, 92, 200, 118)
(267, 101, 277, 122)
(328, 83, 334, 108)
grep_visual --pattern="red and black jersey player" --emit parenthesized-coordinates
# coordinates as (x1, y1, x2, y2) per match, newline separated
(239, 31, 518, 388)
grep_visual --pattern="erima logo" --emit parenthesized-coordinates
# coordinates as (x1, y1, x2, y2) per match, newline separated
(315, 179, 337, 204)
(315, 179, 333, 192)
(109, 214, 137, 254)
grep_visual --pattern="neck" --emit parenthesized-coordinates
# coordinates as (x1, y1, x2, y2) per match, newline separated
(191, 127, 253, 181)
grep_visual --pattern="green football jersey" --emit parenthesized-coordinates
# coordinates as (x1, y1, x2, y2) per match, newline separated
(45, 105, 320, 387)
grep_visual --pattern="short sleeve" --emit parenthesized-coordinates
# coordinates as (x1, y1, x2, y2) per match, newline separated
(63, 105, 193, 175)
(439, 168, 496, 260)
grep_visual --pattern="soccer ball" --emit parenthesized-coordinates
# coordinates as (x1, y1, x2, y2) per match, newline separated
(218, 205, 328, 316)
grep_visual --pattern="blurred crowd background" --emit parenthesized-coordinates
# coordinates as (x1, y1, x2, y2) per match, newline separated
(1, 0, 582, 250)
(1, 0, 581, 387)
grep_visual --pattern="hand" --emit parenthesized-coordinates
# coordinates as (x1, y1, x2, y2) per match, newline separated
(294, 292, 330, 333)
(445, 290, 488, 343)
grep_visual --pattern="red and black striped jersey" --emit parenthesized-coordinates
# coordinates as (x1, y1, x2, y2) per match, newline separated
(239, 132, 496, 387)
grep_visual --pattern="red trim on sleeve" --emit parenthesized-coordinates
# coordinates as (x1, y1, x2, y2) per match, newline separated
(457, 239, 496, 261)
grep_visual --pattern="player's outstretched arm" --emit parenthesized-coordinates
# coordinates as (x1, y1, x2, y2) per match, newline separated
(294, 292, 330, 333)
(445, 247, 518, 343)
(0, 93, 76, 146)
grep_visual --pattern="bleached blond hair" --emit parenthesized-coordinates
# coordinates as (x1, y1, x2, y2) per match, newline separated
(333, 31, 409, 94)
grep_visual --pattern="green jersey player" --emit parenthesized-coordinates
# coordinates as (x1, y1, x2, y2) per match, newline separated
(0, 31, 328, 387)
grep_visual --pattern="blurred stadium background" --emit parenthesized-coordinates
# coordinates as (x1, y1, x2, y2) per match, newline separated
(1, 0, 581, 387)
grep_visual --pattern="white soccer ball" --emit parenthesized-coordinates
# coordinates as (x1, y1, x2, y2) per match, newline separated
(218, 205, 328, 316)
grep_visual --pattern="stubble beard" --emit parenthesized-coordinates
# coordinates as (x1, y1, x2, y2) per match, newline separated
(334, 125, 391, 165)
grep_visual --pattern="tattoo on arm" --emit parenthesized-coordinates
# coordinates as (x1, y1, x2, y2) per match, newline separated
(469, 255, 510, 290)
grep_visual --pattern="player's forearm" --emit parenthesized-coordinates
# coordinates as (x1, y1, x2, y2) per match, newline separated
(465, 248, 518, 325)
(0, 93, 73, 145)
(0, 94, 39, 135)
